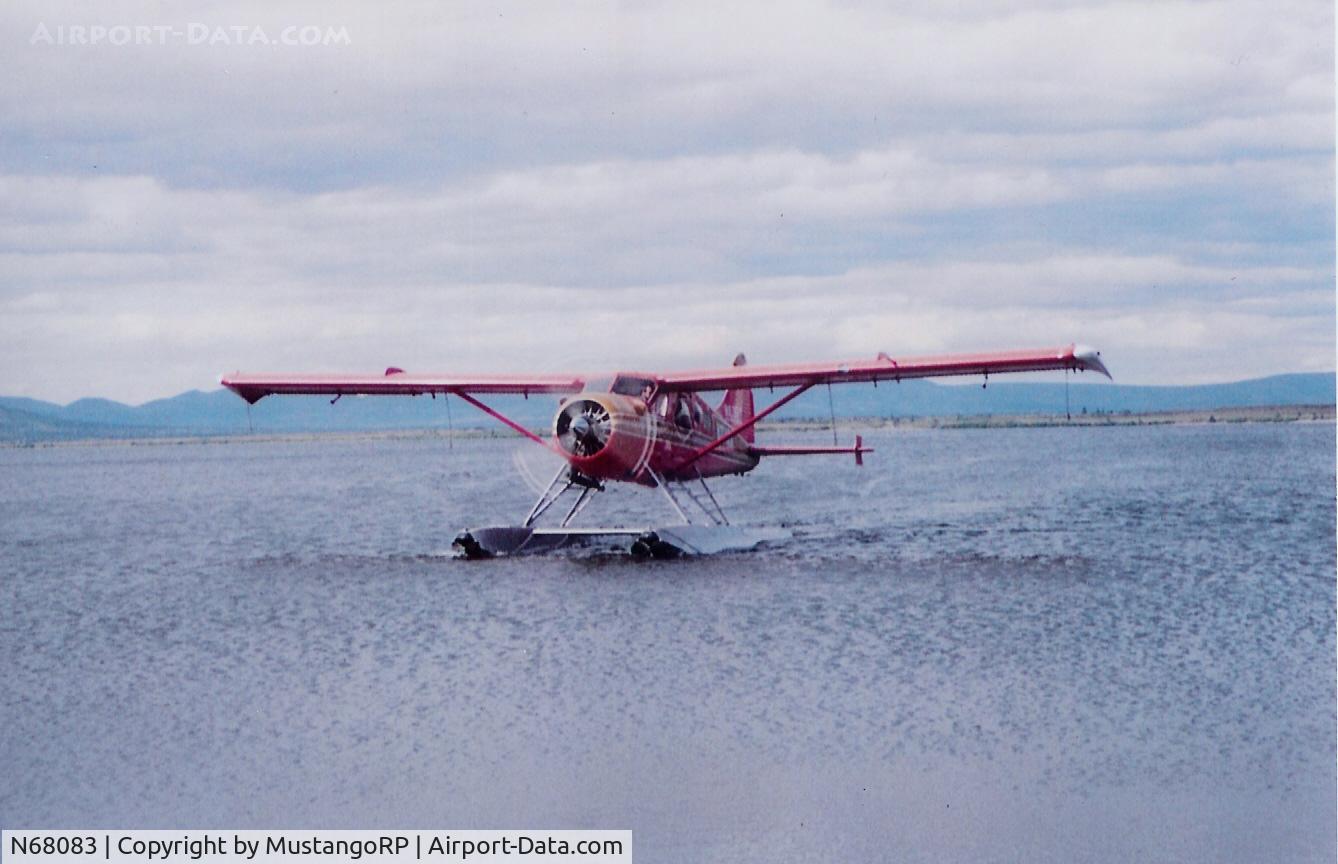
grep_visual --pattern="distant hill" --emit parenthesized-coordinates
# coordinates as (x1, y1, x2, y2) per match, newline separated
(1, 372, 1332, 443)
(781, 371, 1337, 419)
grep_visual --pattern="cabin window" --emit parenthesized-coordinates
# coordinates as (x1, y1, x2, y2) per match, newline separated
(611, 375, 656, 398)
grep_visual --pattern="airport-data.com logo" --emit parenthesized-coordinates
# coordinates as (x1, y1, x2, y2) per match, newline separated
(30, 22, 352, 48)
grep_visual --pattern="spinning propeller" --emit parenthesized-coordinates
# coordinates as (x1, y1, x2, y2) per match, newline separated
(556, 399, 611, 457)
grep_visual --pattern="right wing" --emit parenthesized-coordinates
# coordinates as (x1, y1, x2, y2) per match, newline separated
(657, 344, 1111, 391)
(220, 368, 586, 404)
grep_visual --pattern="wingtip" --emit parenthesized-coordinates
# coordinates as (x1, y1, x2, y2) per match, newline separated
(219, 374, 265, 404)
(1073, 344, 1112, 380)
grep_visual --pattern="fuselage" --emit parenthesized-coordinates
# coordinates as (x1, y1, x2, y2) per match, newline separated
(551, 374, 758, 485)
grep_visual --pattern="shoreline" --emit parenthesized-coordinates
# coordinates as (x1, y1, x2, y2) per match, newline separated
(770, 403, 1336, 431)
(3, 404, 1332, 449)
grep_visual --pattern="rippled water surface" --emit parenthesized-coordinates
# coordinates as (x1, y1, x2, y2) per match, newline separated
(2, 422, 1334, 862)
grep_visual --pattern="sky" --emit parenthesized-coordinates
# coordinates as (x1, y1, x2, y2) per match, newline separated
(1, 0, 1333, 404)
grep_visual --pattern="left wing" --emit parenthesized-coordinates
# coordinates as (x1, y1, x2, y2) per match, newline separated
(220, 368, 586, 404)
(658, 344, 1110, 391)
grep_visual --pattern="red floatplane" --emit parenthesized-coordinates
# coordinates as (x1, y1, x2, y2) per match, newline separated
(222, 344, 1110, 557)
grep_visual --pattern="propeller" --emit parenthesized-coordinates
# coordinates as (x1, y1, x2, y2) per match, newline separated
(556, 399, 611, 457)
(512, 443, 567, 495)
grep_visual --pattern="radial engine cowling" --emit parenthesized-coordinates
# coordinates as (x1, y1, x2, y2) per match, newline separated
(555, 398, 612, 457)
(552, 394, 652, 482)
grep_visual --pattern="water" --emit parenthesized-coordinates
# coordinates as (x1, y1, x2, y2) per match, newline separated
(2, 422, 1334, 862)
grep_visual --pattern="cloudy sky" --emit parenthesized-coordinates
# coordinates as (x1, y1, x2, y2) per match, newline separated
(2, 0, 1332, 403)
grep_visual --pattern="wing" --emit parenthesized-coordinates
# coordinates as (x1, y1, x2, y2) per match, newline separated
(658, 344, 1110, 391)
(220, 368, 585, 404)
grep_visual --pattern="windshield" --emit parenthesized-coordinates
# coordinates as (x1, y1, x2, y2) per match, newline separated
(610, 375, 656, 398)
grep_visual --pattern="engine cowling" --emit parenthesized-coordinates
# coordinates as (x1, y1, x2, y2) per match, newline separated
(555, 399, 612, 457)
(552, 394, 652, 481)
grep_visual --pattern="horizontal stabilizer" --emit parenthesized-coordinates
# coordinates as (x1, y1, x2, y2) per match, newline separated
(750, 435, 870, 466)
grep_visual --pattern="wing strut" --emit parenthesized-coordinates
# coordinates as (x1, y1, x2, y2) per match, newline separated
(450, 391, 569, 459)
(445, 393, 454, 449)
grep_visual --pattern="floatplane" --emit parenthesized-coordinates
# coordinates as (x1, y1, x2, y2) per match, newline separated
(222, 344, 1110, 557)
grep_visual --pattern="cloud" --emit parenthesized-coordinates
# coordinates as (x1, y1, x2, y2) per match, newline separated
(0, 0, 1331, 401)
(0, 169, 1328, 400)
(1, 0, 1329, 184)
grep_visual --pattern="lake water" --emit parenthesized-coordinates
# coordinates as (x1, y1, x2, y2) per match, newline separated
(2, 422, 1334, 862)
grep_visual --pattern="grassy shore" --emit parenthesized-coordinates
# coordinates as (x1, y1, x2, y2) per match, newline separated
(766, 403, 1336, 431)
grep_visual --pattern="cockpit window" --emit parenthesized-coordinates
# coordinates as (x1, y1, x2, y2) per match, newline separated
(610, 375, 656, 398)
